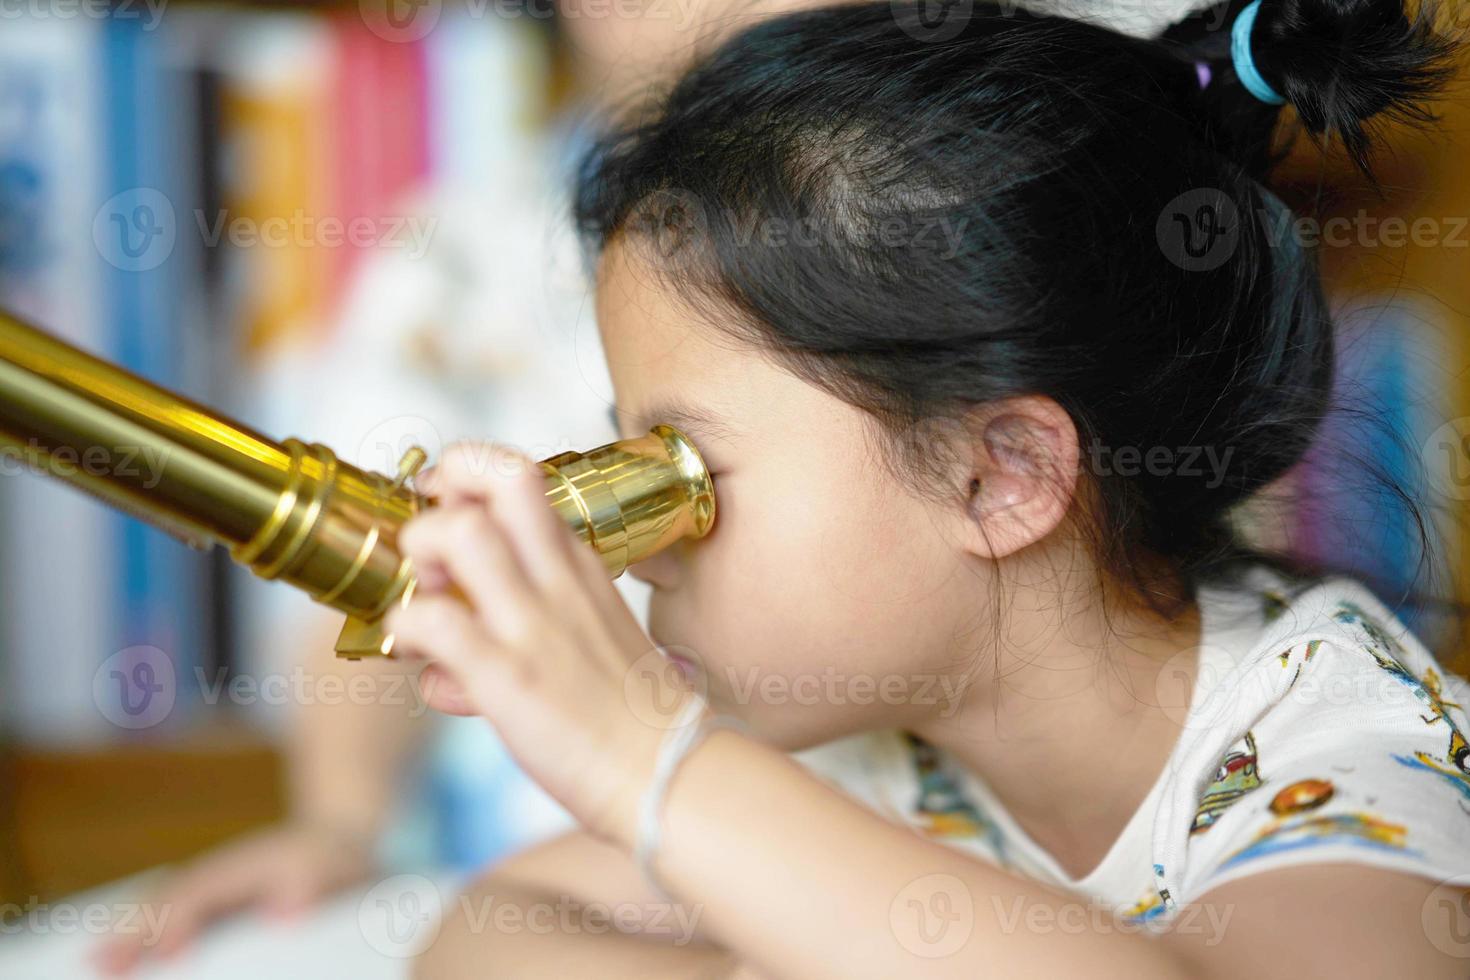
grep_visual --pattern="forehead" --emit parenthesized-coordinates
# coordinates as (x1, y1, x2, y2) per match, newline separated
(594, 238, 757, 417)
(592, 237, 888, 475)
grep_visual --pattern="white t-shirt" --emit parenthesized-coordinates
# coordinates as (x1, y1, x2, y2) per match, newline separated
(791, 561, 1470, 927)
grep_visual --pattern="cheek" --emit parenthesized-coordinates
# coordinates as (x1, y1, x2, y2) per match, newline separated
(686, 470, 965, 720)
(812, 485, 959, 607)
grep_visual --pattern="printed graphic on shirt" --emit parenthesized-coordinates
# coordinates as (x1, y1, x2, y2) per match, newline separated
(1122, 578, 1301, 924)
(1190, 731, 1262, 836)
(903, 733, 1011, 867)
(860, 579, 1470, 932)
(1120, 882, 1168, 923)
(1213, 811, 1415, 873)
(1184, 605, 1469, 890)
(1185, 638, 1325, 846)
(1395, 730, 1470, 802)
(1119, 863, 1177, 926)
(1278, 638, 1324, 688)
(1333, 599, 1470, 798)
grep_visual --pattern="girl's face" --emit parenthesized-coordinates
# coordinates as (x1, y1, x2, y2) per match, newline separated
(596, 239, 988, 750)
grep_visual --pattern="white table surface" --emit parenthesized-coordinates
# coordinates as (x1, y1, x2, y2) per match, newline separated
(0, 865, 473, 979)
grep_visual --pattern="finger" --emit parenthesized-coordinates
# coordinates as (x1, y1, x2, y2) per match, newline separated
(398, 505, 539, 641)
(416, 441, 504, 505)
(426, 441, 618, 618)
(474, 443, 597, 593)
(91, 931, 145, 976)
(387, 592, 519, 683)
(93, 882, 176, 967)
(125, 871, 248, 961)
(414, 662, 481, 716)
(413, 462, 439, 496)
(264, 865, 331, 921)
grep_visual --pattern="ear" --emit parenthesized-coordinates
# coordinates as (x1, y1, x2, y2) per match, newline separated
(952, 395, 1080, 560)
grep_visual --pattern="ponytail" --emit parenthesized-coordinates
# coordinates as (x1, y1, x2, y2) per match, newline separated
(1165, 0, 1460, 182)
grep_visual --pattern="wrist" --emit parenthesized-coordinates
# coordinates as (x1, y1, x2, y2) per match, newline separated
(598, 699, 689, 853)
(293, 810, 381, 852)
(627, 695, 750, 899)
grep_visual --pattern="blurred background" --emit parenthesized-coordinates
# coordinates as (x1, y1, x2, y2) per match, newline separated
(0, 0, 1466, 975)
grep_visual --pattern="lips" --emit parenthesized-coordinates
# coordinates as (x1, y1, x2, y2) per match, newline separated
(651, 627, 700, 685)
(665, 650, 698, 685)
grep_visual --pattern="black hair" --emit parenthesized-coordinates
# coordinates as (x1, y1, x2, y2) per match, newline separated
(572, 0, 1465, 650)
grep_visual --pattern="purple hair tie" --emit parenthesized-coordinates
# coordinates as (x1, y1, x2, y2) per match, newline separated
(1194, 61, 1213, 90)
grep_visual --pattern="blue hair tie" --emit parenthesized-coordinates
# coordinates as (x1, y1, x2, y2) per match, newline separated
(1231, 0, 1287, 106)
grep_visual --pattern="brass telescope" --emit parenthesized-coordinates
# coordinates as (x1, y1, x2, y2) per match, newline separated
(0, 310, 716, 659)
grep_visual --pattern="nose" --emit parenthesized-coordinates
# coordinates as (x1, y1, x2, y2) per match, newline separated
(626, 541, 682, 590)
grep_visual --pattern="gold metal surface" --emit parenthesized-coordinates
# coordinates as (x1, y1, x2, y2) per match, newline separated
(0, 310, 715, 659)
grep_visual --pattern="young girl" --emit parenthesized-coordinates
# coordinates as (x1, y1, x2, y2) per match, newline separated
(390, 1, 1470, 976)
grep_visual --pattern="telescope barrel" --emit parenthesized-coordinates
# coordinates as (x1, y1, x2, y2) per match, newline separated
(0, 311, 715, 658)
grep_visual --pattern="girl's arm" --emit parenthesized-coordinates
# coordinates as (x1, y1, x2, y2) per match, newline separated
(417, 878, 735, 980)
(636, 728, 1465, 980)
(415, 729, 1457, 980)
(413, 828, 750, 980)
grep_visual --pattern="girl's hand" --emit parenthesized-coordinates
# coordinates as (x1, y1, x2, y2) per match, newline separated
(89, 820, 377, 976)
(385, 441, 694, 849)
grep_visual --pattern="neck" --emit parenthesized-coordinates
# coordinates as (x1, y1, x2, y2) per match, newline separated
(909, 559, 1203, 878)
